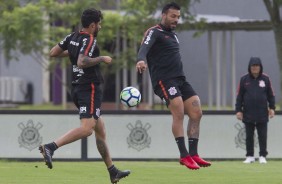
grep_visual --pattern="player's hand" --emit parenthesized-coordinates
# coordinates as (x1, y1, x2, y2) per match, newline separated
(101, 56, 112, 64)
(136, 60, 147, 74)
(236, 112, 243, 121)
(269, 109, 275, 118)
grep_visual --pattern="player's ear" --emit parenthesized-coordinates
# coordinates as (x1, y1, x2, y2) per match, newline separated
(89, 22, 95, 29)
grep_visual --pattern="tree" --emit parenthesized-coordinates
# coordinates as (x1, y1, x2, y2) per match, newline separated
(0, 0, 200, 108)
(263, 0, 282, 105)
(0, 0, 104, 104)
(0, 0, 145, 106)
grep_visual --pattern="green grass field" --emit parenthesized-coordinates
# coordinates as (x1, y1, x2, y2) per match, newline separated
(0, 160, 281, 184)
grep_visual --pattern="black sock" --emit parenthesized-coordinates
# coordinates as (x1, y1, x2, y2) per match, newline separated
(46, 142, 58, 151)
(108, 165, 117, 175)
(188, 138, 198, 156)
(175, 137, 189, 158)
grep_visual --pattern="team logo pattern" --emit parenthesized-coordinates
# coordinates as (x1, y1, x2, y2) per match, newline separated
(80, 106, 87, 114)
(168, 87, 177, 96)
(144, 30, 154, 44)
(259, 80, 265, 87)
(127, 120, 151, 151)
(18, 120, 43, 151)
(96, 108, 101, 118)
(234, 122, 258, 150)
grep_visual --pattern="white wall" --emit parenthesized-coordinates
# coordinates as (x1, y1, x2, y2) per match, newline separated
(0, 112, 281, 159)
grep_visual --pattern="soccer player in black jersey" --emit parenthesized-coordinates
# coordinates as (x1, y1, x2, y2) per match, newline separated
(136, 2, 211, 170)
(39, 8, 130, 183)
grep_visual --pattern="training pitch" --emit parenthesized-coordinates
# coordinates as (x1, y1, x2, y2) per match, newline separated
(0, 160, 281, 184)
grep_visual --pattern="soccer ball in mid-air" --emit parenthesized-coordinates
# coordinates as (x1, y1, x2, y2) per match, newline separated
(120, 87, 141, 107)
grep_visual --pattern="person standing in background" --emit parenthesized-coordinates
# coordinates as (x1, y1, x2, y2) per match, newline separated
(236, 57, 275, 164)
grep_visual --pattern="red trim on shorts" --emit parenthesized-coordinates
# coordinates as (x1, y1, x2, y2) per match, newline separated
(90, 83, 95, 114)
(84, 34, 94, 56)
(159, 80, 168, 100)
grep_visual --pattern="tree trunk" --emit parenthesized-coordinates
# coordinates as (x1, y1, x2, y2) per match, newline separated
(273, 24, 282, 106)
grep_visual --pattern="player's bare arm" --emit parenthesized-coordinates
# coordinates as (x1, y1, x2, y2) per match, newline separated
(136, 60, 147, 74)
(50, 45, 69, 57)
(77, 54, 112, 68)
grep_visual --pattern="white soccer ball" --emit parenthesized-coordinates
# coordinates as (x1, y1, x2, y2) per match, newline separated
(120, 87, 141, 107)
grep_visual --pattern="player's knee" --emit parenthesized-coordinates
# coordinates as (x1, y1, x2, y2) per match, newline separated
(81, 127, 94, 137)
(95, 128, 106, 139)
(190, 110, 202, 121)
(173, 112, 184, 121)
(87, 129, 94, 137)
(197, 110, 203, 119)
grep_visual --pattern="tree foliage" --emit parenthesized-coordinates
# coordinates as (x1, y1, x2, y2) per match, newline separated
(0, 0, 19, 14)
(0, 0, 204, 105)
(121, 0, 194, 19)
(0, 0, 102, 61)
(0, 0, 200, 64)
(121, 0, 205, 36)
(0, 3, 45, 60)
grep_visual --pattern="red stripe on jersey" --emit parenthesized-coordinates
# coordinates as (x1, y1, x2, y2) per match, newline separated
(90, 83, 95, 114)
(159, 80, 168, 100)
(84, 34, 94, 56)
(140, 24, 162, 45)
(268, 77, 275, 96)
(236, 82, 240, 96)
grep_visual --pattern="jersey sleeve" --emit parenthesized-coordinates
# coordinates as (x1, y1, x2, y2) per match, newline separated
(266, 77, 276, 110)
(235, 77, 245, 112)
(58, 33, 72, 50)
(137, 28, 157, 62)
(79, 35, 96, 57)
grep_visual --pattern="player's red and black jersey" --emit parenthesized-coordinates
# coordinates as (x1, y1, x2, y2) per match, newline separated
(137, 24, 185, 88)
(58, 31, 103, 85)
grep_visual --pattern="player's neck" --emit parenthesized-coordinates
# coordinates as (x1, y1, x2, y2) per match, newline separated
(159, 23, 171, 31)
(252, 73, 259, 78)
(81, 28, 92, 34)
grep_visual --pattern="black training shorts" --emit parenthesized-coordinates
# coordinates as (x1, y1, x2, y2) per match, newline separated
(71, 83, 102, 120)
(154, 77, 197, 106)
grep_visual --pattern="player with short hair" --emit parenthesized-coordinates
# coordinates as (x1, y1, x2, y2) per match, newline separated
(136, 2, 211, 170)
(39, 8, 130, 183)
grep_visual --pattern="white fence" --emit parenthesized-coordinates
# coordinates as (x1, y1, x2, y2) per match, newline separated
(0, 77, 28, 104)
(0, 111, 281, 160)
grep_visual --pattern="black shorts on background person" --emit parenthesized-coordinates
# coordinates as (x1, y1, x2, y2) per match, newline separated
(236, 57, 275, 164)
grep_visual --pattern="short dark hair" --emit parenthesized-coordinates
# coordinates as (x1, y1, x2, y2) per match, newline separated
(162, 2, 181, 14)
(81, 8, 103, 28)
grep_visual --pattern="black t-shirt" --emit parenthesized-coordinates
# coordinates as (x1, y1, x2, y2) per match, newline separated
(58, 31, 103, 85)
(137, 24, 185, 88)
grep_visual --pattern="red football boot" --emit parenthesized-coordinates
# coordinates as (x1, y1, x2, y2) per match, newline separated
(191, 155, 211, 167)
(180, 155, 200, 170)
